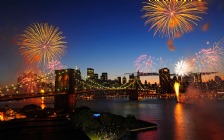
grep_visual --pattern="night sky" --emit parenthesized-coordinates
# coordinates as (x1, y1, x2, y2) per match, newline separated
(0, 0, 224, 86)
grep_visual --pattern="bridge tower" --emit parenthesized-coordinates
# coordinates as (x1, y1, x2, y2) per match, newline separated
(129, 80, 139, 100)
(54, 69, 76, 113)
(55, 69, 75, 93)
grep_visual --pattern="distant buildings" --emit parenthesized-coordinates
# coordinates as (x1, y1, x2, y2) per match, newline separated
(0, 65, 219, 96)
(194, 73, 202, 86)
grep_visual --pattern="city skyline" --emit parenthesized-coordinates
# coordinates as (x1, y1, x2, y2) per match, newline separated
(0, 0, 224, 86)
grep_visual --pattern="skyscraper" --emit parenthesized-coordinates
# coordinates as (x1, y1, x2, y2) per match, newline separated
(122, 76, 127, 84)
(117, 77, 121, 85)
(159, 68, 172, 93)
(74, 66, 81, 81)
(74, 66, 83, 91)
(94, 73, 98, 80)
(87, 68, 94, 79)
(129, 73, 134, 83)
(100, 72, 108, 81)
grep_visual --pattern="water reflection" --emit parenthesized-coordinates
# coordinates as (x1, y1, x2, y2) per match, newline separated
(1, 98, 224, 139)
(0, 97, 54, 109)
(174, 103, 184, 140)
(41, 97, 46, 109)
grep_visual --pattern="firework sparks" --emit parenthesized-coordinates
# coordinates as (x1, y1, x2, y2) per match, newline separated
(142, 0, 207, 38)
(17, 70, 40, 93)
(194, 37, 224, 72)
(134, 55, 156, 72)
(174, 59, 193, 76)
(18, 23, 66, 66)
(134, 55, 171, 73)
(48, 60, 64, 72)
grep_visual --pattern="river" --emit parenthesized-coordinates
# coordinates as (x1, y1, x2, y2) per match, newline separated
(77, 98, 224, 140)
(1, 97, 224, 140)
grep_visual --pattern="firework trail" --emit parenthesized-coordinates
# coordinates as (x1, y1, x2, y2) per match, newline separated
(134, 55, 172, 73)
(142, 0, 207, 39)
(194, 37, 224, 73)
(135, 55, 156, 72)
(18, 23, 66, 67)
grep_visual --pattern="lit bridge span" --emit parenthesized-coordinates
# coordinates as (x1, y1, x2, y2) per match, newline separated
(0, 89, 178, 102)
(0, 69, 217, 102)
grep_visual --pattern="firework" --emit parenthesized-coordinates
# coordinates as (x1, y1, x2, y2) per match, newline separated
(142, 0, 207, 38)
(18, 23, 66, 66)
(17, 71, 40, 93)
(134, 55, 156, 72)
(134, 55, 170, 73)
(174, 59, 193, 76)
(194, 37, 224, 72)
(48, 60, 64, 72)
(17, 69, 54, 94)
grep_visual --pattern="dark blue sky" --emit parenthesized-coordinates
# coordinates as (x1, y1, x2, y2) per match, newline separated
(0, 0, 224, 85)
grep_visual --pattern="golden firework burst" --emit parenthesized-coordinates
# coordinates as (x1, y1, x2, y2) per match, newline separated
(18, 23, 66, 66)
(142, 0, 207, 38)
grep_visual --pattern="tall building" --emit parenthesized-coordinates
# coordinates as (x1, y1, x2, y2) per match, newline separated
(100, 72, 108, 81)
(74, 66, 81, 81)
(159, 68, 172, 93)
(94, 73, 98, 80)
(74, 66, 83, 91)
(136, 71, 140, 80)
(117, 77, 121, 85)
(122, 76, 127, 84)
(129, 73, 134, 83)
(87, 68, 94, 79)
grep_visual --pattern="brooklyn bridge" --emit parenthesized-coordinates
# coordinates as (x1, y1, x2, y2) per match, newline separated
(0, 68, 218, 112)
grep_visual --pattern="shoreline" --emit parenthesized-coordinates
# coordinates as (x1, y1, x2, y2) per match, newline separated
(129, 125, 157, 132)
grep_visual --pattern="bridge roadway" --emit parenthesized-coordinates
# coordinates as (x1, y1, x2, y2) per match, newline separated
(0, 89, 178, 102)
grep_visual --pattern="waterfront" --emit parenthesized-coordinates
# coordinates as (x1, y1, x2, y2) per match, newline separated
(1, 97, 224, 140)
(77, 98, 224, 140)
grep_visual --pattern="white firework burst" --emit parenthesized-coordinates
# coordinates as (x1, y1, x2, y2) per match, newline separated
(174, 59, 193, 76)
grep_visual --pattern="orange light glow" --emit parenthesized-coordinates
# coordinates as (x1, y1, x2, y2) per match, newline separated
(174, 82, 180, 103)
(40, 89, 45, 93)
